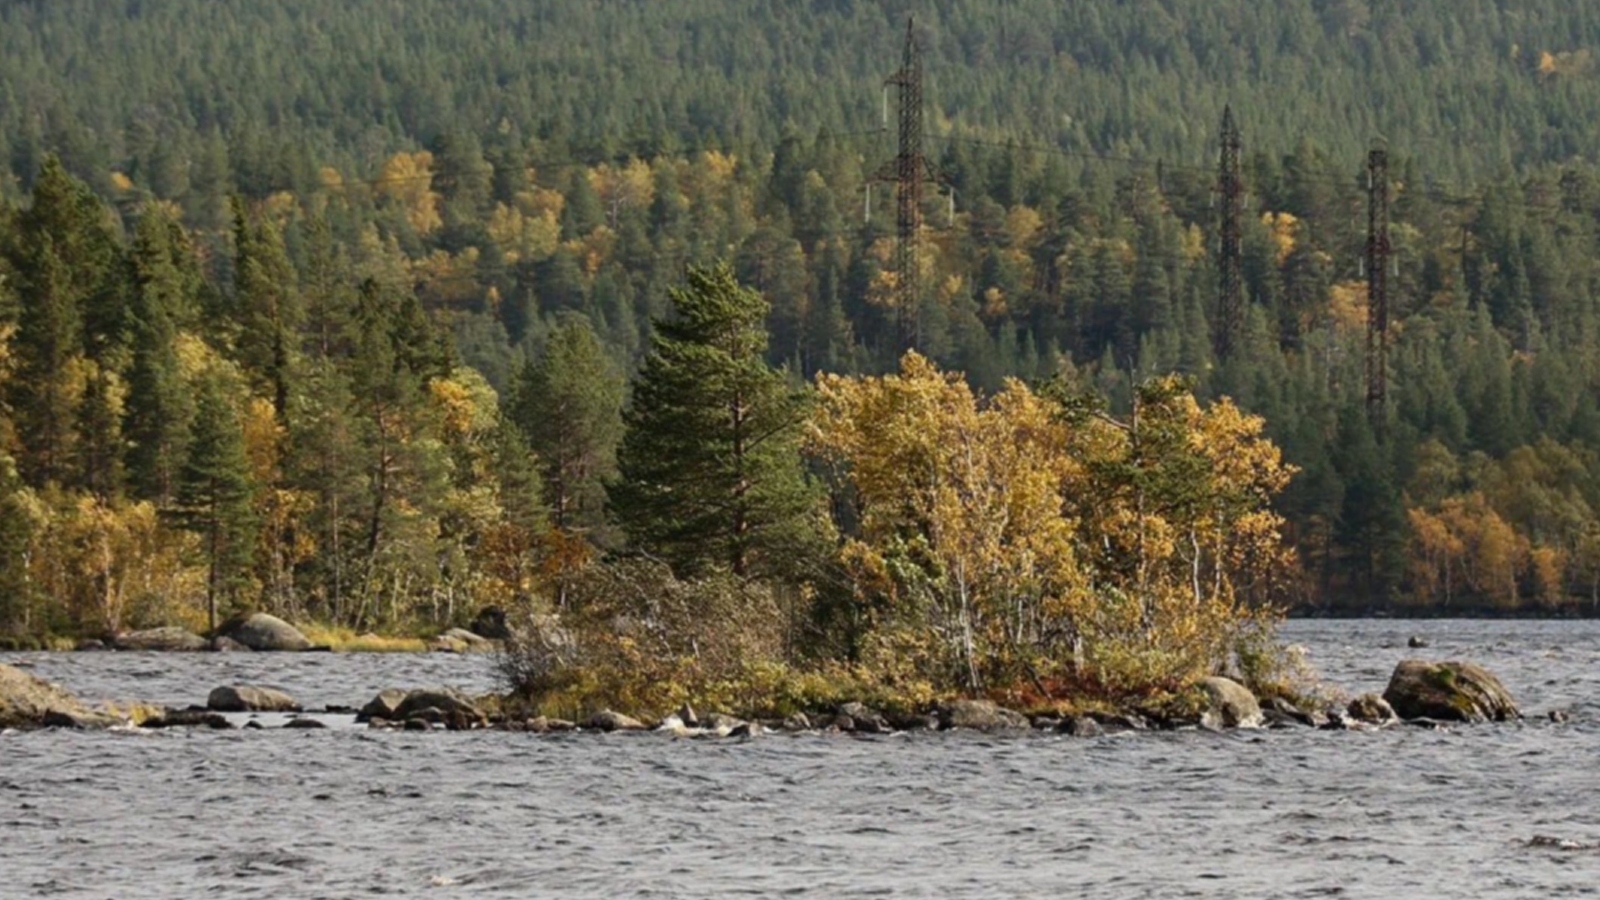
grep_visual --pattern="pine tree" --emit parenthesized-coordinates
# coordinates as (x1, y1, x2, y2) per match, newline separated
(171, 374, 257, 634)
(287, 360, 363, 624)
(611, 262, 814, 577)
(508, 313, 624, 537)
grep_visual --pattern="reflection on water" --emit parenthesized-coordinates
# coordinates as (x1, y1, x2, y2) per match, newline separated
(3, 619, 1598, 899)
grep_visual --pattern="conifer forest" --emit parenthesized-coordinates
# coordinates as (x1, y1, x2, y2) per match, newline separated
(4, 0, 1600, 670)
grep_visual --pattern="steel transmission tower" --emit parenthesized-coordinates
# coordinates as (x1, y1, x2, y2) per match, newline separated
(874, 18, 943, 352)
(1365, 142, 1391, 431)
(1214, 105, 1245, 361)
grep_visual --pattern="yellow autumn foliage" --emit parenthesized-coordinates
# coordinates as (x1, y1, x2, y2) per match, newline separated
(378, 151, 442, 234)
(812, 354, 1293, 699)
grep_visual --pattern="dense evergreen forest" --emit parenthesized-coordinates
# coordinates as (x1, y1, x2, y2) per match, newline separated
(5, 0, 1600, 649)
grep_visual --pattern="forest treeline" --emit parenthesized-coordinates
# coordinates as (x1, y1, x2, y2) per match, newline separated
(2, 0, 1600, 643)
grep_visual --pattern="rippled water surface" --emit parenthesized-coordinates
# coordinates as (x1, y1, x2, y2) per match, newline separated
(3, 620, 1599, 899)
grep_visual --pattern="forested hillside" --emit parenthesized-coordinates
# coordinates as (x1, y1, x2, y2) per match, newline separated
(4, 0, 1600, 646)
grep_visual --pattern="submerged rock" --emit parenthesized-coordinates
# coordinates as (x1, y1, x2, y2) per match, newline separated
(141, 708, 234, 729)
(1381, 659, 1520, 723)
(284, 717, 327, 729)
(937, 699, 1029, 731)
(207, 685, 301, 713)
(1, 664, 113, 729)
(1199, 676, 1263, 728)
(1408, 635, 1430, 649)
(112, 626, 209, 652)
(1346, 693, 1398, 726)
(218, 613, 312, 652)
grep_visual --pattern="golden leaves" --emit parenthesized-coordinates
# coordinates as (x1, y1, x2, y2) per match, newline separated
(378, 151, 442, 235)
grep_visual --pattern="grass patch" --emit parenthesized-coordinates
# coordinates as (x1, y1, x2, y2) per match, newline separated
(297, 623, 428, 653)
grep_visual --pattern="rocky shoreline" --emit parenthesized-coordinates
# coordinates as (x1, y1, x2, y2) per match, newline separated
(2, 654, 1548, 738)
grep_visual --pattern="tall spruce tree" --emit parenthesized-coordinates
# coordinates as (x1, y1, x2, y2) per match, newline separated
(124, 206, 198, 503)
(611, 262, 813, 577)
(172, 374, 257, 634)
(509, 313, 624, 536)
(232, 198, 302, 423)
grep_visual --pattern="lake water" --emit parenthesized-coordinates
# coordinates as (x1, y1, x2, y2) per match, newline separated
(2, 620, 1598, 899)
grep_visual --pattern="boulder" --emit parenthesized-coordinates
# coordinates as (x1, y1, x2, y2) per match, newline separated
(218, 613, 312, 652)
(284, 717, 327, 729)
(780, 712, 811, 732)
(391, 689, 486, 729)
(938, 699, 1029, 731)
(729, 721, 762, 738)
(75, 639, 106, 652)
(1057, 716, 1104, 738)
(357, 689, 410, 722)
(887, 711, 938, 731)
(0, 663, 112, 729)
(41, 709, 121, 729)
(1407, 635, 1430, 649)
(656, 714, 694, 736)
(702, 713, 746, 735)
(210, 636, 252, 653)
(1089, 711, 1151, 732)
(1261, 696, 1326, 728)
(112, 626, 209, 652)
(838, 702, 889, 733)
(207, 685, 301, 713)
(1381, 659, 1520, 723)
(428, 628, 495, 653)
(526, 716, 577, 733)
(677, 703, 701, 729)
(1199, 676, 1263, 728)
(589, 710, 647, 732)
(1346, 693, 1398, 726)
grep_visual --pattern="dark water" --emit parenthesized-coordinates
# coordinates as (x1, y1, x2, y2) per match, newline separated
(3, 620, 1598, 899)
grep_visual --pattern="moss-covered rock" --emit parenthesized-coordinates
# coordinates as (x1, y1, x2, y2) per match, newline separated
(1381, 659, 1519, 723)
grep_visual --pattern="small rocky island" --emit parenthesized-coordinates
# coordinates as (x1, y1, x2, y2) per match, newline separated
(0, 653, 1529, 738)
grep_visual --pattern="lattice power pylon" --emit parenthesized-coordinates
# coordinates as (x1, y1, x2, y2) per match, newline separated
(1365, 141, 1391, 431)
(873, 18, 945, 352)
(1214, 105, 1245, 362)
